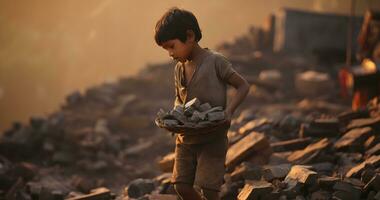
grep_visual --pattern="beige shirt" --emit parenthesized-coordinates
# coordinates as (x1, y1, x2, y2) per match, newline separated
(173, 48, 237, 144)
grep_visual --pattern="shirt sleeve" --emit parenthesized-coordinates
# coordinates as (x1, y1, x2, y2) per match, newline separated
(174, 64, 183, 108)
(215, 53, 237, 83)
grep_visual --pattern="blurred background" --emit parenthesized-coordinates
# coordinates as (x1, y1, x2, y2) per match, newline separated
(1, 0, 380, 132)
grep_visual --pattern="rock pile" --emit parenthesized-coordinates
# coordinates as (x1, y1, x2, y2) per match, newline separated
(155, 98, 226, 129)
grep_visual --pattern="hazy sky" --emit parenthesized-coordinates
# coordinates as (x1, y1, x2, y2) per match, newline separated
(0, 0, 379, 131)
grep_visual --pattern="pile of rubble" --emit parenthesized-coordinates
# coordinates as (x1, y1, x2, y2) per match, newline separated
(129, 97, 379, 200)
(0, 67, 178, 200)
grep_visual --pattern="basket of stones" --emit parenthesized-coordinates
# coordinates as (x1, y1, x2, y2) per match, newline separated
(155, 98, 228, 134)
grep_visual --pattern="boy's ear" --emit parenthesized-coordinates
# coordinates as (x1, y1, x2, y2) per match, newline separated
(186, 30, 196, 43)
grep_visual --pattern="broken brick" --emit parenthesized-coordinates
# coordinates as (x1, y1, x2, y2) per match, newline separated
(285, 165, 318, 185)
(238, 118, 269, 135)
(237, 180, 273, 200)
(346, 155, 380, 178)
(367, 143, 380, 157)
(270, 137, 312, 152)
(226, 131, 271, 171)
(334, 127, 373, 152)
(287, 138, 330, 164)
(66, 187, 112, 200)
(346, 117, 380, 131)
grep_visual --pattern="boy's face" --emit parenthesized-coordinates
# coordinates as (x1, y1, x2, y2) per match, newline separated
(161, 39, 192, 63)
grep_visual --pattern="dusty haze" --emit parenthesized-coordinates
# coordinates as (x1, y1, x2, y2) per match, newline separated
(1, 0, 379, 131)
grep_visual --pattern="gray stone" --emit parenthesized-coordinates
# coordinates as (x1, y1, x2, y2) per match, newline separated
(262, 164, 291, 181)
(190, 111, 202, 123)
(207, 111, 225, 122)
(199, 103, 212, 112)
(170, 110, 186, 124)
(184, 106, 195, 117)
(127, 179, 155, 198)
(230, 162, 262, 181)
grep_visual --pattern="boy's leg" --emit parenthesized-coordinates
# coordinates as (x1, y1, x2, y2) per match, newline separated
(201, 188, 220, 200)
(194, 136, 228, 199)
(174, 183, 203, 200)
(171, 140, 202, 200)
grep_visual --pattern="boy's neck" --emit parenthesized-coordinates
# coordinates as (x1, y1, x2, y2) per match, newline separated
(187, 43, 206, 63)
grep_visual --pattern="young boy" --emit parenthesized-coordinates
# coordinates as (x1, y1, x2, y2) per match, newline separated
(154, 7, 249, 200)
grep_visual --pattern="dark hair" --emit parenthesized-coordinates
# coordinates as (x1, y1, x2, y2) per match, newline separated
(155, 7, 202, 46)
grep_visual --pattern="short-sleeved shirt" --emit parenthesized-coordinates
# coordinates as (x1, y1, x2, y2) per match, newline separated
(173, 48, 237, 144)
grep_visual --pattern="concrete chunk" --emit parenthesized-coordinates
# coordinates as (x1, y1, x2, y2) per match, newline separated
(207, 111, 225, 122)
(226, 131, 271, 171)
(66, 187, 111, 200)
(230, 162, 262, 181)
(238, 118, 269, 135)
(285, 165, 318, 185)
(270, 137, 312, 152)
(237, 180, 273, 200)
(346, 117, 380, 131)
(346, 155, 380, 178)
(262, 164, 291, 181)
(287, 138, 330, 164)
(199, 103, 212, 112)
(334, 127, 373, 151)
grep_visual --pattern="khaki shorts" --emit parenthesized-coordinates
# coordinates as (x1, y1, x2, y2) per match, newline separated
(171, 136, 228, 191)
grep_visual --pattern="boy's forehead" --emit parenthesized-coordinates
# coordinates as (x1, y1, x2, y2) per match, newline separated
(161, 39, 178, 48)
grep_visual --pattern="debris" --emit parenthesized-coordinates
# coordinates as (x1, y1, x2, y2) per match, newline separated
(226, 131, 271, 171)
(287, 138, 330, 164)
(237, 180, 273, 200)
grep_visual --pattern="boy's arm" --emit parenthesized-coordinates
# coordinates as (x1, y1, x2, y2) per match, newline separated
(225, 73, 250, 122)
(174, 64, 183, 108)
(174, 86, 183, 107)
